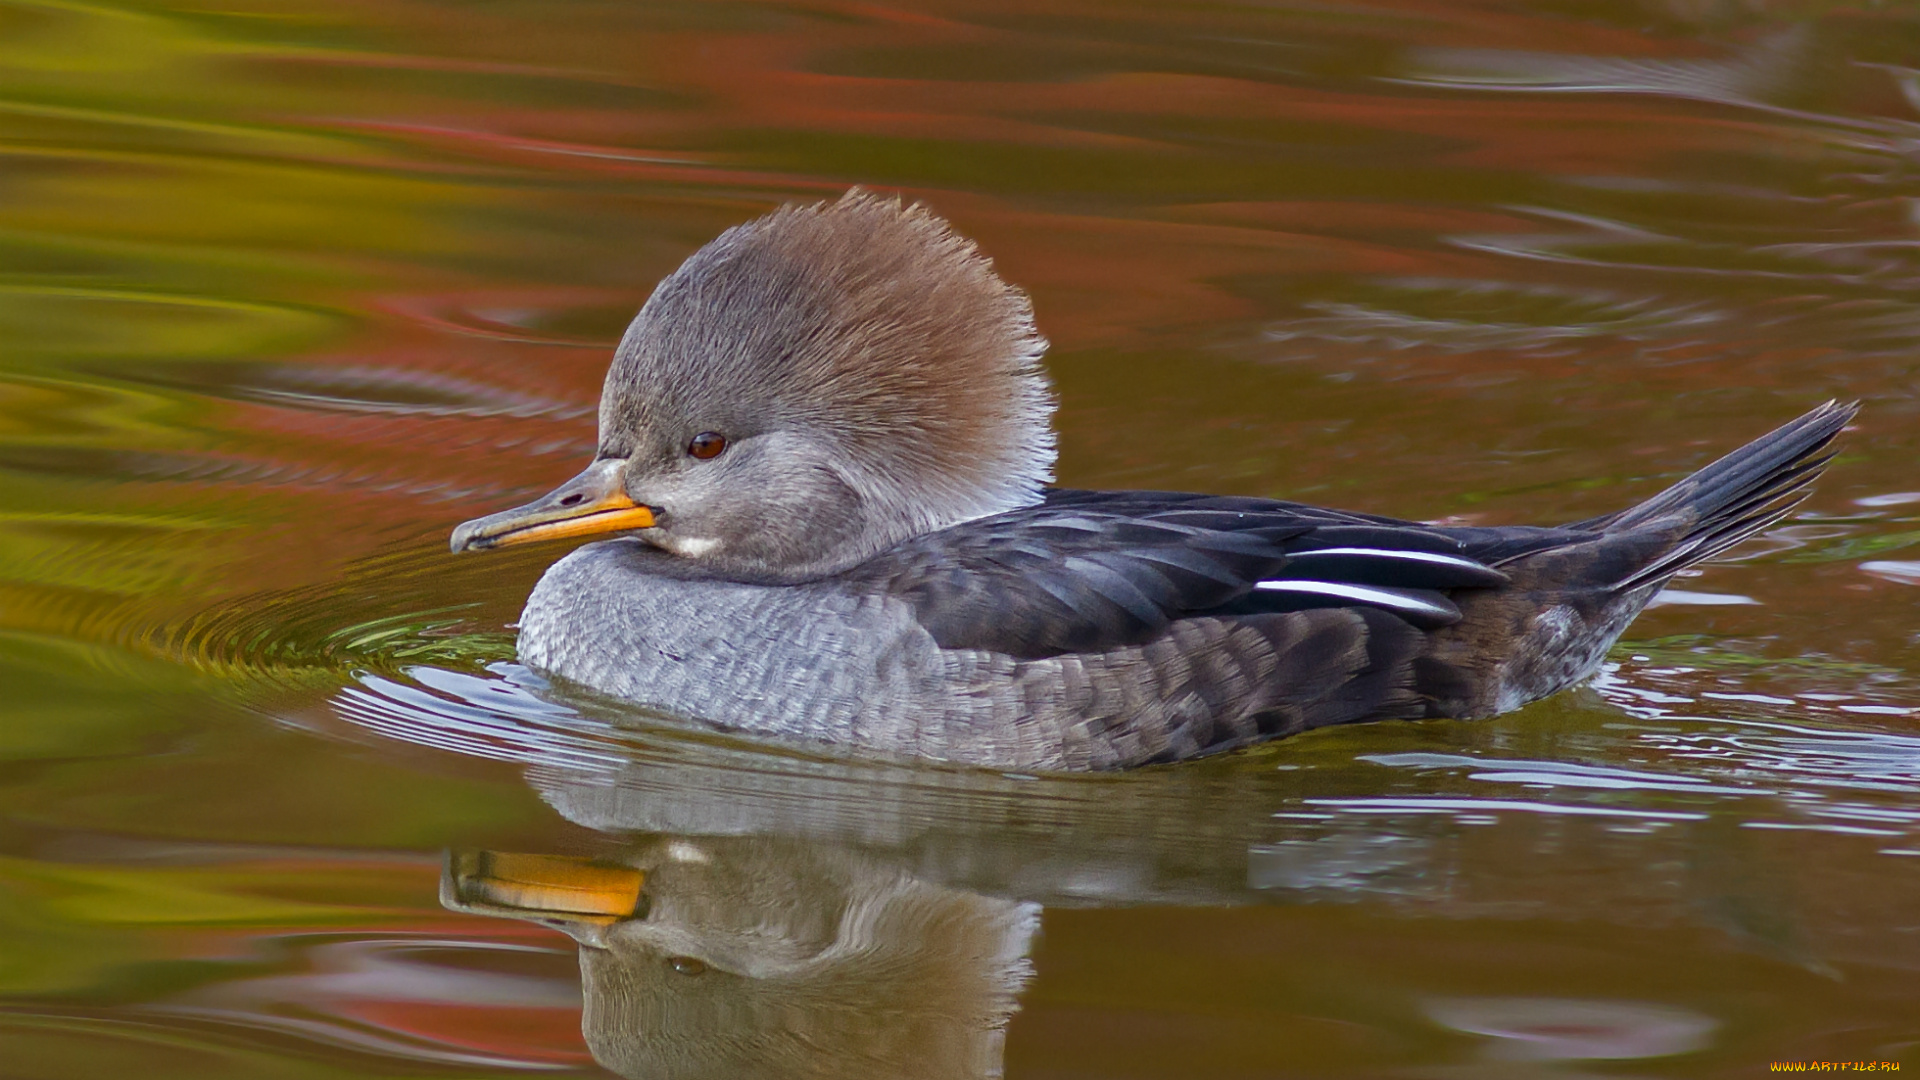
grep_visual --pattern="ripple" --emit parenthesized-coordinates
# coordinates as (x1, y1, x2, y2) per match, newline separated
(1402, 32, 1917, 147)
(1638, 721, 1920, 796)
(1861, 560, 1920, 585)
(378, 288, 638, 349)
(135, 546, 520, 696)
(1647, 589, 1758, 607)
(334, 664, 635, 773)
(1361, 751, 1761, 796)
(1782, 528, 1920, 564)
(126, 360, 586, 421)
(1588, 654, 1920, 850)
(1856, 492, 1920, 508)
(1265, 279, 1725, 355)
(1304, 796, 1705, 821)
(0, 284, 336, 362)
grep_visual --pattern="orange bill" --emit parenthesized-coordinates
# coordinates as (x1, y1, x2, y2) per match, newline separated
(444, 850, 647, 925)
(450, 458, 654, 552)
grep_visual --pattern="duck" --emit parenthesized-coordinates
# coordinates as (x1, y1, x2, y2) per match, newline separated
(450, 190, 1855, 772)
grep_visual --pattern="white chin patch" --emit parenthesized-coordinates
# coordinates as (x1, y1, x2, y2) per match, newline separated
(668, 536, 721, 557)
(664, 840, 710, 864)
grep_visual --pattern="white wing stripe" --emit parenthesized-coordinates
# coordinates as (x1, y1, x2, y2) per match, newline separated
(1252, 579, 1458, 619)
(1290, 547, 1489, 571)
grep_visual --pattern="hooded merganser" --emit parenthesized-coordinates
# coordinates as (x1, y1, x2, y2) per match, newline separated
(451, 191, 1855, 772)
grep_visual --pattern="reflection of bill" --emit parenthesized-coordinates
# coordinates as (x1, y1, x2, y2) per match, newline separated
(444, 841, 1037, 1080)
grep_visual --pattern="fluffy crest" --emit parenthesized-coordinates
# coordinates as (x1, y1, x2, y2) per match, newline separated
(602, 190, 1056, 535)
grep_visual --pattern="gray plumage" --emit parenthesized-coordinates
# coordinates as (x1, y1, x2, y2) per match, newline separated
(456, 190, 1857, 772)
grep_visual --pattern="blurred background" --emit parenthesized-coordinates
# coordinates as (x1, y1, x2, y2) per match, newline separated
(2, 0, 1919, 1076)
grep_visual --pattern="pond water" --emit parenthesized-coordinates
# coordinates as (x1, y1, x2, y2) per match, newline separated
(4, 0, 1920, 1076)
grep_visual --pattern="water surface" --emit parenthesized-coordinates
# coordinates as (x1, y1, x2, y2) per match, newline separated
(4, 0, 1920, 1076)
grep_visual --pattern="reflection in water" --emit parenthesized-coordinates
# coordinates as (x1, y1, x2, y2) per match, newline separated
(406, 666, 1902, 1077)
(446, 844, 1036, 1080)
(443, 746, 1786, 1078)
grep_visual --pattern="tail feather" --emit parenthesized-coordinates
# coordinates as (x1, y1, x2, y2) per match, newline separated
(1576, 400, 1857, 591)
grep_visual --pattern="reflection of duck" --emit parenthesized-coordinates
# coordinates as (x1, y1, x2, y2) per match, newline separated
(450, 190, 1853, 771)
(438, 750, 1844, 1079)
(445, 842, 1037, 1080)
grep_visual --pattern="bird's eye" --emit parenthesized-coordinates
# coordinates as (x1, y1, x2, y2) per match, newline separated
(686, 432, 727, 460)
(668, 956, 708, 976)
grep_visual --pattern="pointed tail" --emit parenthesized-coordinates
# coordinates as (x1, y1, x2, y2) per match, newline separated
(1572, 400, 1858, 591)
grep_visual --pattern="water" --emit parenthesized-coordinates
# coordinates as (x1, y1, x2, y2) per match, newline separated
(4, 0, 1920, 1075)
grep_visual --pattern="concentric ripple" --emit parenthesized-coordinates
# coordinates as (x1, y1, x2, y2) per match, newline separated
(133, 544, 521, 696)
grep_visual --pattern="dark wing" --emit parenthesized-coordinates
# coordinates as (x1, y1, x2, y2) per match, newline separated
(867, 489, 1594, 661)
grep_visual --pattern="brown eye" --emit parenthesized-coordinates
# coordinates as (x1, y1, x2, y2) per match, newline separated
(687, 432, 727, 460)
(668, 956, 708, 976)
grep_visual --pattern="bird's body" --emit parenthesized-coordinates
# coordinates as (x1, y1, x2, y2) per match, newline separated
(455, 191, 1854, 772)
